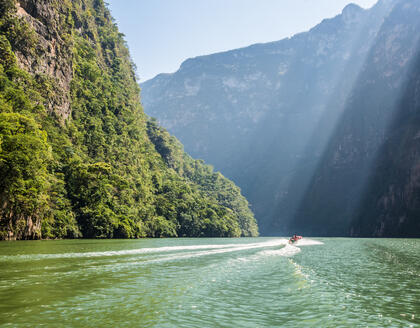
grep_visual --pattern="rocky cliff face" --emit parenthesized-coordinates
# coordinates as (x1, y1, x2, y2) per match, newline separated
(141, 0, 409, 235)
(0, 0, 258, 240)
(289, 0, 420, 237)
(14, 0, 73, 121)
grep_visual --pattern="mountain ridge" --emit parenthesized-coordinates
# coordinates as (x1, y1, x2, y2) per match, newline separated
(141, 0, 420, 237)
(143, 2, 372, 86)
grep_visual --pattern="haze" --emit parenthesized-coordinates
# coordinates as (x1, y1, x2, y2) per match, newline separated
(107, 0, 378, 81)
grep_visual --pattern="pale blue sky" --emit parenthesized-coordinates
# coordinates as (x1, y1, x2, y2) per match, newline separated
(107, 0, 378, 82)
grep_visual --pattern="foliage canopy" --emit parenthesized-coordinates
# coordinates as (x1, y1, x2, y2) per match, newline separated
(0, 0, 258, 239)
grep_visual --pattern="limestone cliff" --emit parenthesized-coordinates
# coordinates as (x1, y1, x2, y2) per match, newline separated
(0, 0, 258, 239)
(141, 0, 401, 235)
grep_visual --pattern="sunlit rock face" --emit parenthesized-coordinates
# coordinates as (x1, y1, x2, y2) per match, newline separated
(141, 0, 420, 236)
(295, 0, 420, 237)
(14, 0, 73, 122)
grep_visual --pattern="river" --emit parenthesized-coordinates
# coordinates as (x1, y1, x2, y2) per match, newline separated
(0, 238, 419, 327)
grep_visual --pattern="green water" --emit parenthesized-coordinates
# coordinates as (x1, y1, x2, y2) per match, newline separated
(0, 238, 419, 327)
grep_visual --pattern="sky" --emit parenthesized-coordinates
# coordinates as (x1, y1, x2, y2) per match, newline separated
(107, 0, 378, 82)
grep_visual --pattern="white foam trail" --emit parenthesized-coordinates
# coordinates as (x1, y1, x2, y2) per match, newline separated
(258, 244, 301, 257)
(257, 238, 323, 258)
(119, 238, 311, 266)
(294, 238, 324, 246)
(0, 239, 290, 262)
(40, 240, 292, 272)
(1, 238, 323, 262)
(150, 239, 290, 262)
(100, 240, 293, 268)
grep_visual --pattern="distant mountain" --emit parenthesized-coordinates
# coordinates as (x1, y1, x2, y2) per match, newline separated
(141, 0, 420, 236)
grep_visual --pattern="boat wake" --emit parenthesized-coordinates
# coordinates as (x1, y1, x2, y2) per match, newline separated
(296, 239, 324, 246)
(0, 238, 323, 263)
(257, 238, 323, 257)
(258, 244, 301, 257)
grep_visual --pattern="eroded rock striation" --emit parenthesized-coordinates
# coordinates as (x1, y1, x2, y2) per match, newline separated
(141, 0, 420, 237)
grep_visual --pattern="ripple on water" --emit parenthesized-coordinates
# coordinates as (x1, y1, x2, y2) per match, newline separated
(0, 238, 418, 328)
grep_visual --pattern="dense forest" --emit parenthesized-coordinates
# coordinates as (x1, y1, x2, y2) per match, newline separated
(0, 0, 258, 240)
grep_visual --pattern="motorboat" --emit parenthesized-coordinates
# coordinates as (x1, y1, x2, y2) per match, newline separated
(289, 235, 302, 244)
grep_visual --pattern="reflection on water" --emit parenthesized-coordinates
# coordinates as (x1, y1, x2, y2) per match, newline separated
(0, 238, 418, 327)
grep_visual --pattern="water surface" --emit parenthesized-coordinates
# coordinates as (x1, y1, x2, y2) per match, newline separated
(0, 238, 419, 327)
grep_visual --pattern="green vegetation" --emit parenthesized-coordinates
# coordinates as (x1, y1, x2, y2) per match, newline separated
(0, 0, 258, 239)
(147, 119, 258, 237)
